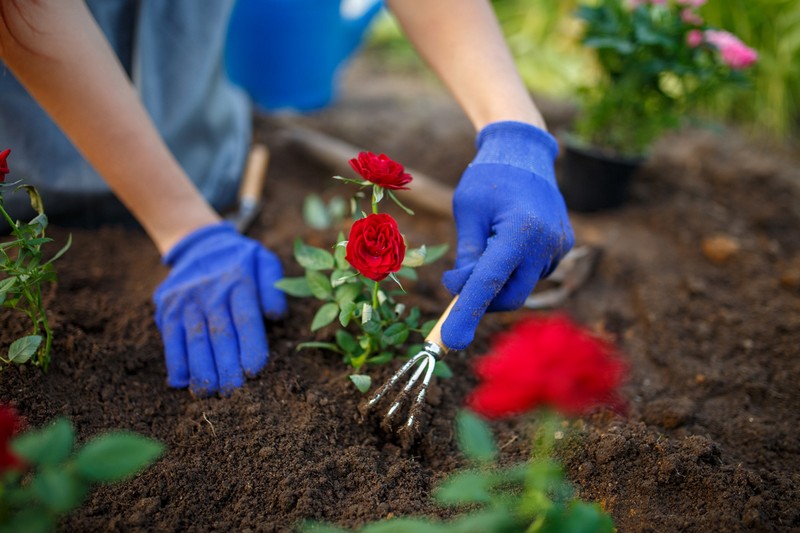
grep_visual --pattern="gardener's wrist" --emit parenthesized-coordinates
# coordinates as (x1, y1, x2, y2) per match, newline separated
(472, 121, 559, 186)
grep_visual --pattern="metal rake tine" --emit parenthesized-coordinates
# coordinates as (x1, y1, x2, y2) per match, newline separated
(361, 296, 460, 437)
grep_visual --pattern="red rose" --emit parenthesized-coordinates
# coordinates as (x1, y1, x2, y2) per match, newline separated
(348, 151, 412, 190)
(0, 148, 10, 183)
(0, 404, 24, 473)
(467, 315, 627, 419)
(345, 213, 406, 282)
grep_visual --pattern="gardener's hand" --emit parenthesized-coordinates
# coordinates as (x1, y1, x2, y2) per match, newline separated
(153, 222, 287, 396)
(441, 121, 574, 350)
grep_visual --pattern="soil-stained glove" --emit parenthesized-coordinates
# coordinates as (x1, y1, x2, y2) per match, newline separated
(442, 121, 574, 350)
(153, 222, 287, 396)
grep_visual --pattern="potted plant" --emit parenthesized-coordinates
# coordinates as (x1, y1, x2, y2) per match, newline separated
(560, 0, 758, 212)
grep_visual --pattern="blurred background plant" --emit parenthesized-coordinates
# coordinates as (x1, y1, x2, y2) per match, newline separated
(365, 0, 798, 141)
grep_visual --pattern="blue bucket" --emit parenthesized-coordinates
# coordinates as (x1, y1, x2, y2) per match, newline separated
(224, 0, 383, 112)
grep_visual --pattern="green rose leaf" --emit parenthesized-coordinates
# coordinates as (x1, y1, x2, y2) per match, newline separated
(294, 239, 335, 270)
(349, 374, 372, 393)
(334, 233, 349, 270)
(434, 470, 493, 506)
(7, 335, 42, 363)
(311, 302, 340, 332)
(456, 410, 497, 464)
(381, 322, 409, 346)
(75, 432, 164, 483)
(433, 360, 453, 379)
(303, 193, 332, 230)
(339, 301, 356, 327)
(306, 270, 333, 300)
(335, 330, 359, 354)
(401, 246, 426, 268)
(274, 277, 313, 297)
(11, 417, 74, 466)
(32, 468, 88, 514)
(334, 282, 361, 306)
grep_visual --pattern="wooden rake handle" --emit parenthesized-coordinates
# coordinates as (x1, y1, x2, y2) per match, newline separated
(424, 295, 459, 356)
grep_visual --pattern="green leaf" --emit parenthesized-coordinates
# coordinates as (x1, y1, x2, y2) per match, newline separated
(420, 319, 437, 337)
(311, 302, 339, 332)
(362, 318, 382, 335)
(372, 185, 384, 204)
(75, 432, 164, 482)
(44, 233, 72, 265)
(11, 417, 74, 466)
(306, 270, 333, 300)
(381, 322, 409, 346)
(24, 185, 45, 215)
(386, 189, 415, 216)
(7, 335, 41, 363)
(423, 243, 449, 264)
(395, 266, 418, 280)
(0, 507, 56, 533)
(303, 194, 332, 230)
(404, 306, 421, 327)
(362, 518, 444, 533)
(339, 301, 356, 327)
(434, 470, 493, 506)
(32, 468, 87, 513)
(450, 508, 519, 532)
(274, 277, 313, 297)
(540, 502, 615, 533)
(296, 341, 341, 353)
(366, 352, 393, 365)
(334, 234, 349, 270)
(402, 245, 426, 267)
(433, 360, 453, 379)
(349, 374, 372, 393)
(0, 276, 17, 295)
(456, 410, 497, 463)
(334, 282, 361, 306)
(294, 239, 335, 270)
(335, 330, 359, 354)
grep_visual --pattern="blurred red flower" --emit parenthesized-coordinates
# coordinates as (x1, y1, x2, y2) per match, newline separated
(0, 404, 24, 472)
(348, 151, 412, 190)
(467, 315, 627, 419)
(0, 148, 10, 183)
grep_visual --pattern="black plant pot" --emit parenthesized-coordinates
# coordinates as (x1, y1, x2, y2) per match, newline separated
(557, 140, 644, 213)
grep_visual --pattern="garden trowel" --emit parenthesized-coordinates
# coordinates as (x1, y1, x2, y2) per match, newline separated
(227, 143, 270, 233)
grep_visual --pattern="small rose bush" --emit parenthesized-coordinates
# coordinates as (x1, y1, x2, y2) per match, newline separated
(0, 149, 71, 370)
(0, 404, 163, 532)
(574, 0, 758, 156)
(304, 314, 627, 532)
(276, 152, 449, 392)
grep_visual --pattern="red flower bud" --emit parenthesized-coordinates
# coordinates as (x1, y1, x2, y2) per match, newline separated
(345, 213, 406, 282)
(348, 151, 413, 190)
(0, 148, 10, 184)
(467, 315, 627, 419)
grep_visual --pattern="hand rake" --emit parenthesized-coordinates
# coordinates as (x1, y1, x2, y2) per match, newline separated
(360, 296, 459, 445)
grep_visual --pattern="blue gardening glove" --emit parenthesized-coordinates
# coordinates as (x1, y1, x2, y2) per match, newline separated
(442, 121, 575, 350)
(153, 222, 287, 396)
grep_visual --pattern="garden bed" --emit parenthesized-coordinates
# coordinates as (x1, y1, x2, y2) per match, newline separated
(2, 58, 799, 531)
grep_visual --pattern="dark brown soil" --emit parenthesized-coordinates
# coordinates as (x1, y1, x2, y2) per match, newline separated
(2, 58, 799, 532)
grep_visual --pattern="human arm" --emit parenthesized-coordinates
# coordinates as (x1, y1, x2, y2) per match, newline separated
(0, 1, 286, 394)
(0, 0, 217, 253)
(387, 0, 575, 349)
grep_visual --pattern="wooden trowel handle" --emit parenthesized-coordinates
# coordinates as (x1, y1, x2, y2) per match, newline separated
(424, 295, 459, 355)
(238, 144, 270, 203)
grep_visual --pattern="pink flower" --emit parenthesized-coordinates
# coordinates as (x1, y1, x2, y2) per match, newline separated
(681, 8, 704, 25)
(467, 315, 627, 419)
(704, 30, 758, 70)
(686, 29, 703, 48)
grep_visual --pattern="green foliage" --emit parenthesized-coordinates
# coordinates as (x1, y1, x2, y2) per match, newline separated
(1, 417, 163, 532)
(0, 180, 71, 370)
(574, 0, 755, 156)
(699, 0, 800, 138)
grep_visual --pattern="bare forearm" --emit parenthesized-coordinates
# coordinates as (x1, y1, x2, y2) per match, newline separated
(0, 0, 218, 254)
(387, 0, 546, 132)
